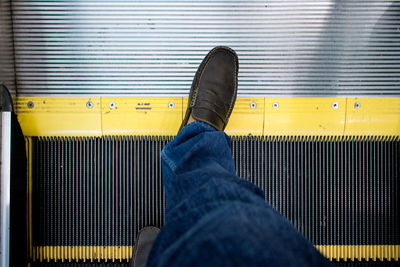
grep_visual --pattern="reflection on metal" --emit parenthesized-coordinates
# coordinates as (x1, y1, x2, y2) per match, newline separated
(0, 0, 16, 96)
(0, 112, 11, 267)
(0, 86, 13, 267)
(11, 0, 400, 96)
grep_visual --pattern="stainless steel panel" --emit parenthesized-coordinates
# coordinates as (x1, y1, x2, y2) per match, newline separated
(12, 1, 400, 96)
(0, 0, 16, 96)
(0, 111, 11, 267)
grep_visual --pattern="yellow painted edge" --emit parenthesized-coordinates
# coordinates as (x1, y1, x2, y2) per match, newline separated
(315, 245, 400, 261)
(345, 97, 400, 136)
(16, 97, 102, 137)
(25, 137, 33, 261)
(264, 97, 346, 136)
(15, 97, 400, 137)
(32, 246, 133, 262)
(31, 245, 399, 262)
(101, 97, 183, 136)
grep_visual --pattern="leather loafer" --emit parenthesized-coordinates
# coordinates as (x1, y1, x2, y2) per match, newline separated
(179, 46, 238, 132)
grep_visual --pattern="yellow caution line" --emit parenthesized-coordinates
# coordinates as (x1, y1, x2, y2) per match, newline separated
(25, 137, 33, 261)
(31, 245, 399, 262)
(15, 97, 400, 137)
(316, 245, 400, 262)
(32, 246, 133, 262)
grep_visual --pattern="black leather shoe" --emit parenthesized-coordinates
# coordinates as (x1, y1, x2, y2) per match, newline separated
(131, 227, 160, 267)
(179, 46, 238, 132)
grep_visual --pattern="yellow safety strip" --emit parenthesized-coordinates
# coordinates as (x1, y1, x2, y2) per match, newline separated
(32, 246, 133, 262)
(31, 245, 399, 262)
(15, 97, 400, 137)
(25, 137, 33, 262)
(316, 245, 400, 262)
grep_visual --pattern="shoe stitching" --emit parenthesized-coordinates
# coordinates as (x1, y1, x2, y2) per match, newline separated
(189, 47, 238, 130)
(181, 48, 219, 133)
(194, 104, 226, 125)
(191, 49, 215, 107)
(195, 47, 238, 126)
(224, 48, 238, 123)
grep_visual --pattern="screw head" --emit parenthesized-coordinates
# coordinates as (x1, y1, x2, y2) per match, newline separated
(273, 102, 279, 109)
(250, 102, 257, 109)
(109, 102, 116, 109)
(168, 102, 175, 109)
(86, 101, 93, 109)
(354, 102, 361, 109)
(332, 102, 338, 109)
(27, 101, 34, 109)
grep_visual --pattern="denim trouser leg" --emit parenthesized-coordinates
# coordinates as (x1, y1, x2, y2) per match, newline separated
(147, 121, 331, 267)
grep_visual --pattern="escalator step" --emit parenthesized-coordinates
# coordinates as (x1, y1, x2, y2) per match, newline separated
(29, 136, 400, 261)
(28, 260, 400, 267)
(31, 263, 129, 267)
(32, 261, 399, 267)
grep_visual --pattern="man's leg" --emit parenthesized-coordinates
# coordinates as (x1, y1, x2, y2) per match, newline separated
(134, 47, 329, 266)
(147, 120, 330, 266)
(137, 46, 331, 266)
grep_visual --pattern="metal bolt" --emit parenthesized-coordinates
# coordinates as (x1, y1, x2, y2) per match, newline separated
(109, 102, 116, 109)
(27, 101, 34, 109)
(250, 102, 257, 109)
(331, 102, 338, 109)
(168, 102, 175, 109)
(354, 102, 361, 109)
(273, 102, 279, 109)
(86, 101, 93, 109)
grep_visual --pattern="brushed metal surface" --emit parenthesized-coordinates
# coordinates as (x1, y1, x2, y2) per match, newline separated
(12, 0, 400, 96)
(0, 0, 16, 96)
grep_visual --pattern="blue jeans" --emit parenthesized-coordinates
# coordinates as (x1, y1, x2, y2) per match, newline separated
(147, 121, 331, 267)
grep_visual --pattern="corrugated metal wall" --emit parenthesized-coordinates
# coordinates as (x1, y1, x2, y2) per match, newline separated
(12, 0, 400, 97)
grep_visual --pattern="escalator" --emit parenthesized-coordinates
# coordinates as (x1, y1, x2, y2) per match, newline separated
(1, 0, 399, 266)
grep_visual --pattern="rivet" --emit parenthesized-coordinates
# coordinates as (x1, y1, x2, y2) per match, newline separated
(27, 101, 34, 109)
(250, 102, 257, 109)
(86, 101, 93, 109)
(354, 102, 361, 109)
(168, 102, 175, 109)
(273, 102, 279, 109)
(109, 102, 116, 109)
(332, 102, 338, 109)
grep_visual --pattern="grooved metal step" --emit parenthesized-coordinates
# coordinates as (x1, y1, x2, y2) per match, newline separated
(28, 136, 400, 262)
(12, 0, 400, 96)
